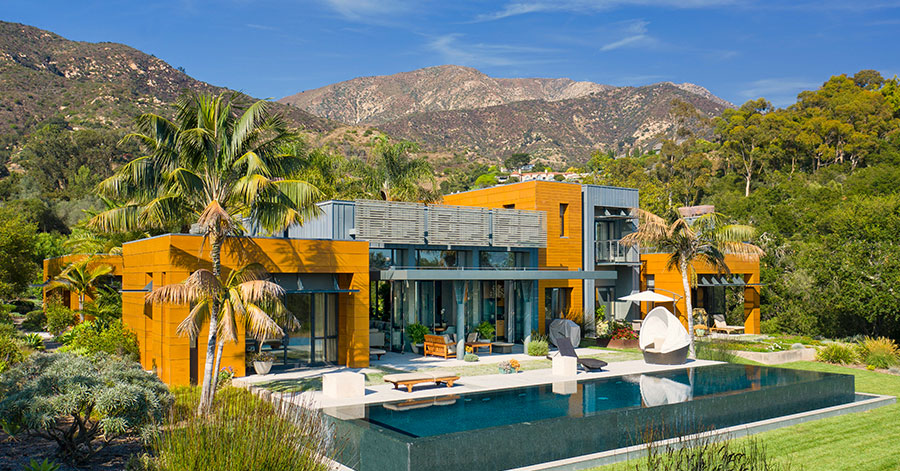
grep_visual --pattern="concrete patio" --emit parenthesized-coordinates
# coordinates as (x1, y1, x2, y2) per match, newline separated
(234, 351, 721, 410)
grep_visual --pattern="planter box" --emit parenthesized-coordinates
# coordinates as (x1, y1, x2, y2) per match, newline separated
(733, 348, 817, 365)
(595, 338, 611, 348)
(606, 338, 639, 349)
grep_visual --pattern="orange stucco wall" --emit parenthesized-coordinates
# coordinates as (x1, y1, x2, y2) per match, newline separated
(120, 234, 370, 386)
(640, 253, 761, 334)
(43, 254, 124, 311)
(444, 181, 584, 333)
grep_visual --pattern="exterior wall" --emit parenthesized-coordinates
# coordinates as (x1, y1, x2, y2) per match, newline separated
(443, 181, 584, 334)
(43, 254, 124, 311)
(639, 253, 761, 334)
(121, 234, 370, 386)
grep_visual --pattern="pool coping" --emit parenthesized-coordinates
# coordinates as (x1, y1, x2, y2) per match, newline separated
(508, 392, 895, 471)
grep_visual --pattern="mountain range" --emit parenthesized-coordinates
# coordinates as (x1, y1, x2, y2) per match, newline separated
(0, 20, 733, 166)
(0, 21, 332, 141)
(280, 65, 733, 161)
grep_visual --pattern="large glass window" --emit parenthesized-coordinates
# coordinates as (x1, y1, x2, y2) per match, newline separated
(479, 251, 526, 268)
(370, 248, 401, 270)
(417, 250, 459, 268)
(545, 287, 572, 329)
(252, 293, 338, 369)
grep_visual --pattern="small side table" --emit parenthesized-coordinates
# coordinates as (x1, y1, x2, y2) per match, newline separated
(492, 342, 514, 354)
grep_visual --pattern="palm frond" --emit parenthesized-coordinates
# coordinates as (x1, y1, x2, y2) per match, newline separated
(175, 301, 210, 340)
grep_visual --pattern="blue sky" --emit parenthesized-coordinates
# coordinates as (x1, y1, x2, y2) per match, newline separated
(5, 0, 900, 107)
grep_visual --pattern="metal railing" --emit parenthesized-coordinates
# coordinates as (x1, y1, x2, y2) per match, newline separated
(595, 239, 639, 264)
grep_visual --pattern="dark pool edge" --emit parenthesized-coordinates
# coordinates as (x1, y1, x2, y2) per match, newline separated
(509, 392, 896, 471)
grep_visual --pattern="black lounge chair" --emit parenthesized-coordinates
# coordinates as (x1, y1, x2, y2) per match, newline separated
(555, 337, 608, 372)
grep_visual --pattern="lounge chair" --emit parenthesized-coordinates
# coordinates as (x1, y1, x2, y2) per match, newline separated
(639, 306, 690, 365)
(423, 334, 457, 359)
(710, 314, 745, 335)
(383, 371, 460, 393)
(555, 337, 608, 372)
(465, 332, 492, 354)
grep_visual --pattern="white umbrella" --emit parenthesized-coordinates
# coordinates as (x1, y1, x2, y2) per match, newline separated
(618, 290, 675, 303)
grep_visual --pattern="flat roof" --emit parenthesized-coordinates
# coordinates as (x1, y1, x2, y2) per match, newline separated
(378, 268, 617, 281)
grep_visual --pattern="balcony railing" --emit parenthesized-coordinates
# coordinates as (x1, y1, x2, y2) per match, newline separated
(595, 239, 639, 264)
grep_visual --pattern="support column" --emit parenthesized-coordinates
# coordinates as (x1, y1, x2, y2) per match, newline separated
(454, 280, 466, 360)
(523, 280, 534, 349)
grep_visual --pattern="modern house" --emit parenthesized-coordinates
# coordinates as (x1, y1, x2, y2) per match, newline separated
(43, 180, 760, 386)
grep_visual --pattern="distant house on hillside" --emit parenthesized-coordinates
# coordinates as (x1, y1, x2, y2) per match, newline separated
(511, 170, 588, 183)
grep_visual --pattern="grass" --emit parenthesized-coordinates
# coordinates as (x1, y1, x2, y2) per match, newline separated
(591, 362, 900, 471)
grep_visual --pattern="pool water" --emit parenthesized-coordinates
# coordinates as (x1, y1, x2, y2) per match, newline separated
(327, 363, 855, 471)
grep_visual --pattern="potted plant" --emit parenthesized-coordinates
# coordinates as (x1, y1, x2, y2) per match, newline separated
(252, 351, 275, 375)
(475, 321, 495, 341)
(406, 323, 429, 354)
(607, 321, 639, 349)
(595, 320, 612, 347)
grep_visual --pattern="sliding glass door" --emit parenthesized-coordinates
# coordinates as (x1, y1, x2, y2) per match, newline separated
(282, 293, 338, 367)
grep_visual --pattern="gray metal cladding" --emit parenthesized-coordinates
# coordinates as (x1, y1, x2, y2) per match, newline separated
(583, 184, 639, 209)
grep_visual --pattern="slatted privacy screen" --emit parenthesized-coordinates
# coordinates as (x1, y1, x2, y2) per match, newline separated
(493, 209, 546, 248)
(355, 200, 427, 244)
(354, 199, 546, 248)
(427, 205, 492, 246)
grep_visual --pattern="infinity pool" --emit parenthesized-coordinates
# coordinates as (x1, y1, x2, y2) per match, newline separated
(326, 363, 855, 471)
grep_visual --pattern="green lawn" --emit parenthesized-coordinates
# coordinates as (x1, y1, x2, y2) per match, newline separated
(591, 362, 900, 471)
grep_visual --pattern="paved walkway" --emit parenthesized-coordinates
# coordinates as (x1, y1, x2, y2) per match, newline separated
(236, 357, 721, 411)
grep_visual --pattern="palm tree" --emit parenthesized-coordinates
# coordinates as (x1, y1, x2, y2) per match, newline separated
(90, 91, 322, 413)
(362, 136, 438, 202)
(147, 263, 291, 399)
(621, 210, 763, 358)
(49, 259, 114, 322)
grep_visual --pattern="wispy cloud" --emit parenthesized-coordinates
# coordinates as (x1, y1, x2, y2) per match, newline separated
(476, 0, 737, 22)
(319, 0, 415, 23)
(246, 23, 278, 31)
(426, 34, 557, 67)
(740, 78, 821, 106)
(599, 19, 656, 51)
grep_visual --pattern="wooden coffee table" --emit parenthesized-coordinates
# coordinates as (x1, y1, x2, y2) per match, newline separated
(465, 341, 492, 354)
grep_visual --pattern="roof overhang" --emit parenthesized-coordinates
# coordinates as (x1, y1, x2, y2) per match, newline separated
(378, 269, 617, 281)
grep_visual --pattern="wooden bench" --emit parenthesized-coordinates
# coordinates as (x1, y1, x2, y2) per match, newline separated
(383, 372, 461, 393)
(424, 334, 457, 359)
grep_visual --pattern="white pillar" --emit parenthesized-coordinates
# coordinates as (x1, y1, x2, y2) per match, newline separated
(454, 281, 466, 360)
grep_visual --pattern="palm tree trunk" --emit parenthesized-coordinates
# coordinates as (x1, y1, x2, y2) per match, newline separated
(681, 261, 696, 359)
(198, 232, 223, 415)
(78, 294, 85, 322)
(210, 339, 225, 398)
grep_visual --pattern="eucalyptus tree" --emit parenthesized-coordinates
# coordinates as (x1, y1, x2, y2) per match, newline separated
(49, 258, 113, 322)
(621, 210, 763, 358)
(147, 263, 291, 399)
(90, 91, 321, 413)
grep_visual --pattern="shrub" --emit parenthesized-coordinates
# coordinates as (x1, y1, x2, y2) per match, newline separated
(22, 332, 44, 350)
(759, 317, 782, 335)
(857, 336, 899, 369)
(405, 323, 429, 344)
(464, 353, 479, 362)
(82, 287, 122, 324)
(0, 303, 12, 324)
(148, 387, 334, 471)
(23, 459, 61, 471)
(45, 298, 78, 336)
(59, 320, 140, 361)
(0, 352, 172, 464)
(527, 338, 549, 356)
(0, 334, 27, 373)
(816, 343, 856, 364)
(638, 438, 793, 471)
(695, 341, 739, 363)
(22, 309, 46, 331)
(865, 352, 897, 369)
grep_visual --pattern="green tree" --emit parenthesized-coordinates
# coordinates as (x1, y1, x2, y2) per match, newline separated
(147, 263, 291, 400)
(362, 136, 436, 201)
(621, 210, 763, 357)
(48, 258, 113, 321)
(714, 98, 775, 197)
(503, 152, 530, 170)
(0, 208, 38, 301)
(89, 91, 321, 414)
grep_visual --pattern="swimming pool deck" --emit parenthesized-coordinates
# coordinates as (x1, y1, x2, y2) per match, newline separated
(235, 354, 722, 410)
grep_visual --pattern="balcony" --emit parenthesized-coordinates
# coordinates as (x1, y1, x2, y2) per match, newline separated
(595, 239, 639, 265)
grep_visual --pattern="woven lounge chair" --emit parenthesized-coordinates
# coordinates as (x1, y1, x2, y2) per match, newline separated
(639, 306, 690, 365)
(555, 337, 608, 372)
